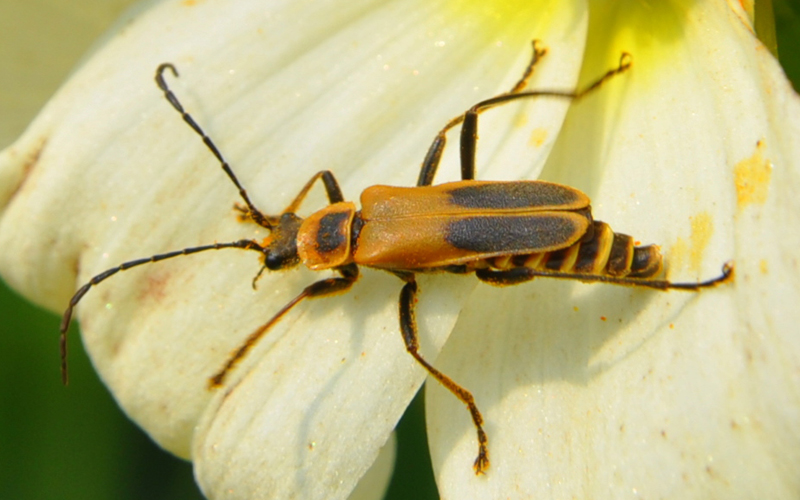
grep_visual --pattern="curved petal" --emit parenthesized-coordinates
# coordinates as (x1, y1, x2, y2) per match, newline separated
(0, 0, 587, 498)
(428, 0, 800, 498)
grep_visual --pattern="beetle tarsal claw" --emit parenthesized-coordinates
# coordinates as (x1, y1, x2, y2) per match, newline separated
(473, 446, 490, 475)
(620, 52, 633, 70)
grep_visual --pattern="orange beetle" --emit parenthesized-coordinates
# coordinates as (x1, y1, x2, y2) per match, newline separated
(60, 42, 732, 474)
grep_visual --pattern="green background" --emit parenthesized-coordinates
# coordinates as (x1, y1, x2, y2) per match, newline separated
(1, 1, 798, 499)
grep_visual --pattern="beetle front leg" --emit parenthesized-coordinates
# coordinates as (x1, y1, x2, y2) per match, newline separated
(283, 170, 345, 213)
(237, 170, 346, 227)
(210, 264, 359, 387)
(397, 274, 490, 474)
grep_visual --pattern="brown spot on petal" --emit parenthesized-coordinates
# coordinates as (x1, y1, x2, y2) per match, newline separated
(734, 139, 772, 207)
(138, 270, 173, 304)
(8, 136, 47, 204)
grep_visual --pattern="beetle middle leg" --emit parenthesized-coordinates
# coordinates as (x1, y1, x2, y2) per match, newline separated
(396, 273, 490, 474)
(417, 40, 548, 187)
(417, 47, 632, 186)
(457, 52, 632, 182)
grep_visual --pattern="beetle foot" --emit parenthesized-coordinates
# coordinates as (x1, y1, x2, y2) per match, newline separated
(473, 445, 490, 475)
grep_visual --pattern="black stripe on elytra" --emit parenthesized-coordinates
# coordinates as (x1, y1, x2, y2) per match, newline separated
(445, 215, 584, 253)
(447, 182, 585, 210)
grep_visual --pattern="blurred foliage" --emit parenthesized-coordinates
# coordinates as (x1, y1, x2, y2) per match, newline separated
(774, 0, 800, 90)
(0, 281, 204, 499)
(0, 2, 799, 500)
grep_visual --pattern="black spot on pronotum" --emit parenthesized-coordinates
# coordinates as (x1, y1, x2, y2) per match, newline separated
(316, 211, 350, 253)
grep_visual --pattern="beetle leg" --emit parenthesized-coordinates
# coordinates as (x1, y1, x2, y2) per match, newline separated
(156, 64, 273, 230)
(60, 239, 267, 385)
(474, 267, 540, 286)
(507, 40, 548, 94)
(282, 170, 345, 214)
(397, 274, 490, 474)
(209, 263, 359, 387)
(235, 170, 344, 227)
(475, 261, 734, 290)
(459, 52, 632, 181)
(416, 40, 548, 187)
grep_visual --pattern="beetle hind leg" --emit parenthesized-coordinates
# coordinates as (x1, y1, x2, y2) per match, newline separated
(397, 274, 490, 474)
(475, 262, 734, 291)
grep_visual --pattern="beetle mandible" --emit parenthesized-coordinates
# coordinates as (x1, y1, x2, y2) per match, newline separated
(59, 41, 733, 474)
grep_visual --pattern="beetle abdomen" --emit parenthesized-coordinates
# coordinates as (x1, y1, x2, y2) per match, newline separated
(486, 221, 664, 279)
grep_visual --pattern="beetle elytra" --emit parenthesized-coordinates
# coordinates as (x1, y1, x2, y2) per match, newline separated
(60, 41, 732, 474)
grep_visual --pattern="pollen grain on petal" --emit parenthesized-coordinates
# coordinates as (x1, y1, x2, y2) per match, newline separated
(688, 211, 713, 272)
(528, 127, 548, 147)
(666, 210, 714, 275)
(734, 139, 772, 208)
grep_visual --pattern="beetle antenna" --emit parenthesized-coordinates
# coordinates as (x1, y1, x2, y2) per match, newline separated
(60, 239, 266, 385)
(155, 63, 272, 230)
(251, 264, 268, 290)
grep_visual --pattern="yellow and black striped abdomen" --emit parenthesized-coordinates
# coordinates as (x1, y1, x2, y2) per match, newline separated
(484, 221, 663, 279)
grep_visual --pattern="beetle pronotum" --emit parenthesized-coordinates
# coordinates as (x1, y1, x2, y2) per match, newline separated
(60, 41, 732, 474)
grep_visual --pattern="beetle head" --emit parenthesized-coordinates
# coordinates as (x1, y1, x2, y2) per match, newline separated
(262, 212, 303, 270)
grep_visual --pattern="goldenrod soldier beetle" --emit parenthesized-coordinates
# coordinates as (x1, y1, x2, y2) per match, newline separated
(59, 41, 733, 475)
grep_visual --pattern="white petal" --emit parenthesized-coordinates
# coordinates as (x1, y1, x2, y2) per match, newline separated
(428, 1, 800, 498)
(0, 0, 587, 498)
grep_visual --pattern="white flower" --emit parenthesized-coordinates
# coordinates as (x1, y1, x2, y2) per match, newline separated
(1, 1, 798, 499)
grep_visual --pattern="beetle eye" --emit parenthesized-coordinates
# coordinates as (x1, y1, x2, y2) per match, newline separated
(265, 252, 285, 270)
(265, 244, 301, 270)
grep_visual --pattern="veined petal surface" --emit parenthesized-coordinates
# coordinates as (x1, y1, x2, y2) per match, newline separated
(427, 1, 800, 499)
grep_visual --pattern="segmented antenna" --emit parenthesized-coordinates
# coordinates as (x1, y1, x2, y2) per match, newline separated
(155, 64, 272, 229)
